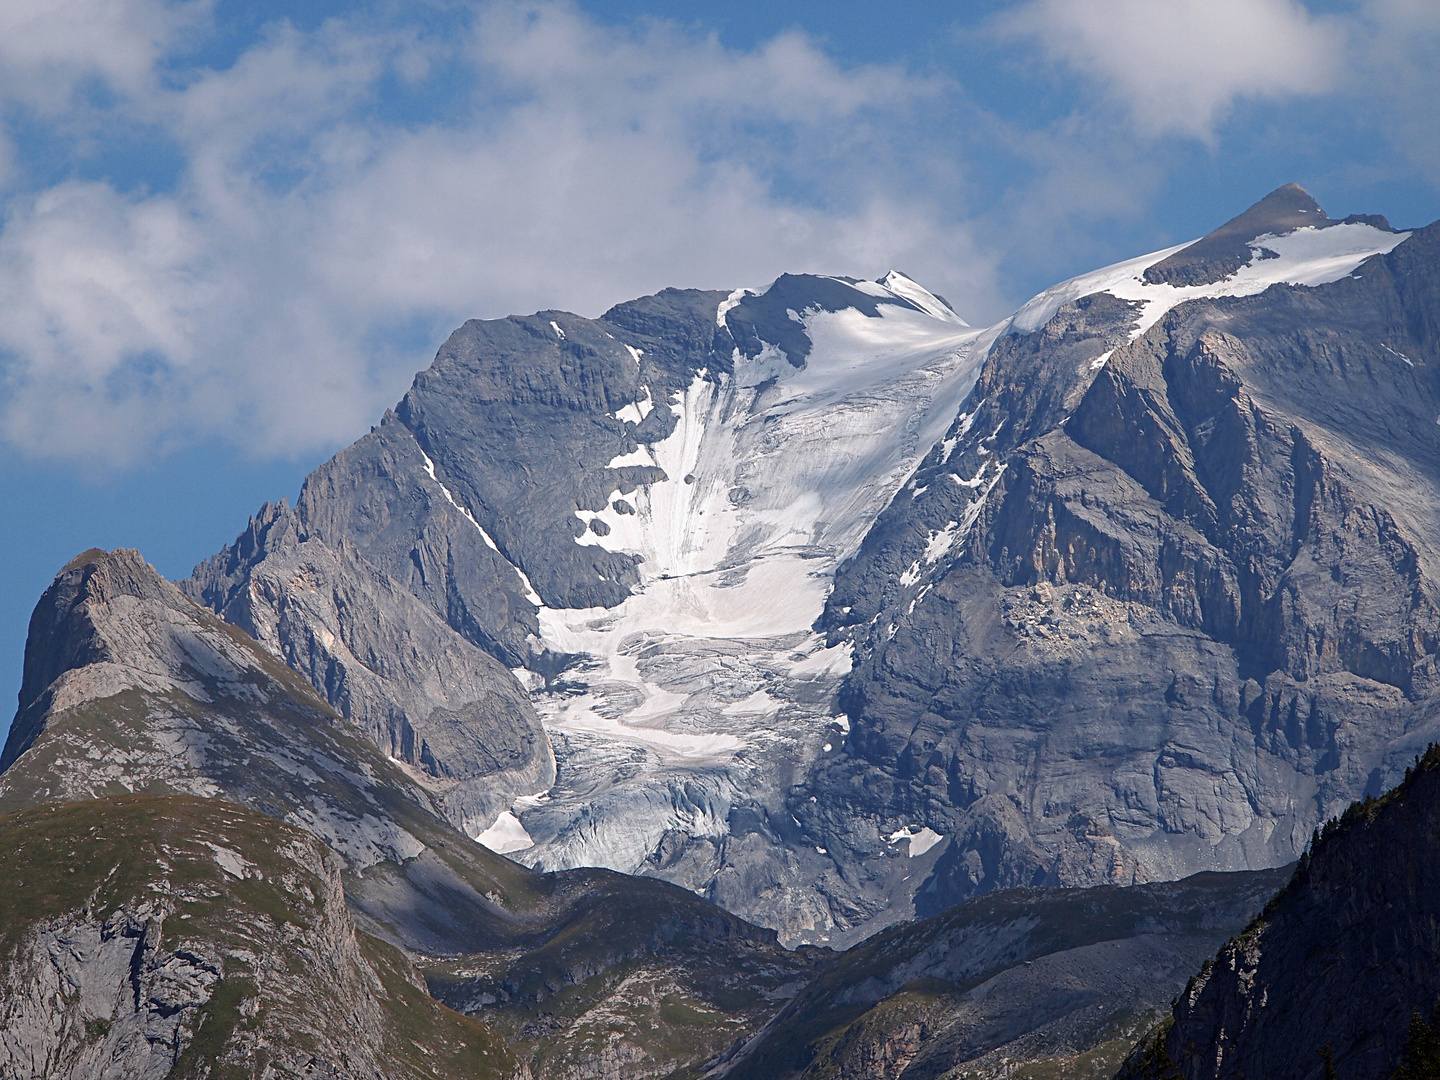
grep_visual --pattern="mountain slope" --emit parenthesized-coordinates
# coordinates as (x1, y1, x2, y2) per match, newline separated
(1122, 743, 1440, 1080)
(714, 867, 1286, 1080)
(2, 546, 1287, 1080)
(187, 509, 554, 838)
(0, 793, 515, 1080)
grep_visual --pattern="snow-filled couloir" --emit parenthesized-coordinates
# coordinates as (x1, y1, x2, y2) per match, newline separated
(504, 274, 985, 923)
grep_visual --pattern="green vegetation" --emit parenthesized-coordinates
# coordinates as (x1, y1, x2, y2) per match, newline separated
(0, 793, 517, 1080)
(359, 934, 517, 1080)
(1116, 1019, 1183, 1080)
(1393, 1007, 1440, 1080)
(165, 978, 258, 1080)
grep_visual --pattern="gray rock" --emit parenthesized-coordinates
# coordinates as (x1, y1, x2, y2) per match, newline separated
(189, 505, 553, 837)
(808, 199, 1440, 919)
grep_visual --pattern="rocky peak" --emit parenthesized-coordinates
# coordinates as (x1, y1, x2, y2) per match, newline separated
(3, 548, 270, 773)
(1144, 182, 1347, 287)
(1145, 183, 1329, 286)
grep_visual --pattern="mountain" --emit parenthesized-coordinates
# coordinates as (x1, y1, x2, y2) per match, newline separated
(0, 548, 819, 1079)
(5, 181, 1427, 1078)
(1121, 744, 1440, 1080)
(809, 188, 1436, 917)
(185, 270, 985, 943)
(186, 185, 1436, 950)
(0, 548, 1280, 1080)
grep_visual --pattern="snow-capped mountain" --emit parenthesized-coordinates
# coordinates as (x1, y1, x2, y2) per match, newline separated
(7, 181, 1439, 1080)
(184, 184, 1439, 946)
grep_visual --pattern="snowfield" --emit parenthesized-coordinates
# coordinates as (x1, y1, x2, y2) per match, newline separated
(512, 274, 985, 876)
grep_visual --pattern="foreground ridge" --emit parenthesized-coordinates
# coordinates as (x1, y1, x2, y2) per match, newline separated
(1123, 745, 1440, 1080)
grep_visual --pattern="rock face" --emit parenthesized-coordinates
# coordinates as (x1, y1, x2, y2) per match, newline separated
(1125, 746, 1440, 1080)
(187, 511, 553, 836)
(0, 794, 515, 1080)
(806, 189, 1439, 918)
(717, 867, 1287, 1080)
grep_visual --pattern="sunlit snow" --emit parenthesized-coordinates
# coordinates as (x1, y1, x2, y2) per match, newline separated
(476, 810, 535, 854)
(515, 278, 986, 876)
(1009, 222, 1409, 340)
(888, 826, 944, 858)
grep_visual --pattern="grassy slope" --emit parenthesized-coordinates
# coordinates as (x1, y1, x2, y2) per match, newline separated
(0, 793, 515, 1080)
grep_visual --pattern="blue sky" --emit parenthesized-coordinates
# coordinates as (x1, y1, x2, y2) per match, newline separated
(1, 0, 1438, 731)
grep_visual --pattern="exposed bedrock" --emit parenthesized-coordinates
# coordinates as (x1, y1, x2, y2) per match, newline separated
(813, 216, 1440, 914)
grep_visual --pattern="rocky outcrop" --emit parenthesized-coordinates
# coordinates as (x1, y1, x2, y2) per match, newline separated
(1125, 744, 1440, 1080)
(809, 192, 1440, 914)
(188, 507, 553, 836)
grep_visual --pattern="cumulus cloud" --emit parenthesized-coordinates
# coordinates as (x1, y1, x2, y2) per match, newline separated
(1, 0, 1434, 470)
(0, 1, 1002, 468)
(995, 0, 1344, 140)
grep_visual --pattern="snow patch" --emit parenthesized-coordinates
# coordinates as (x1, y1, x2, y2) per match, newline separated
(717, 287, 755, 328)
(613, 386, 654, 425)
(888, 826, 944, 857)
(476, 811, 535, 855)
(879, 270, 968, 325)
(1380, 342, 1416, 367)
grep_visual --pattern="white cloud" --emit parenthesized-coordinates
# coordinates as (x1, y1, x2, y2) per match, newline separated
(0, 0, 209, 111)
(0, 2, 1001, 468)
(996, 0, 1344, 140)
(0, 1, 1432, 471)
